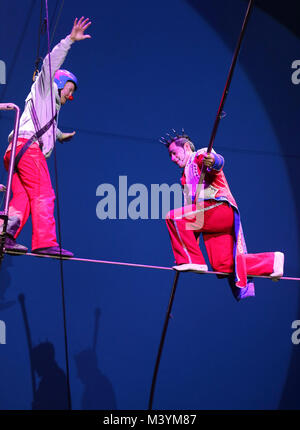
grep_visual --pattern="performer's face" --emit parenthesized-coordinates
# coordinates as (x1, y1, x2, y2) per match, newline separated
(60, 81, 76, 105)
(168, 142, 190, 168)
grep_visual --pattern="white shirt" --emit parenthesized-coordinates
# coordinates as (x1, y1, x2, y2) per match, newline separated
(8, 35, 74, 158)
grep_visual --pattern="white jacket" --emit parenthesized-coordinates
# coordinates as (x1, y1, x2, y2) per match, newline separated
(9, 35, 74, 158)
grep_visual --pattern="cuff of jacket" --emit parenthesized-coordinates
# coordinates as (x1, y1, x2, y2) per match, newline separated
(63, 35, 75, 47)
(56, 128, 63, 142)
(212, 153, 224, 171)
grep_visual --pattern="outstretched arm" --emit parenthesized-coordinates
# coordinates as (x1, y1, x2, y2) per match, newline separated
(37, 16, 92, 96)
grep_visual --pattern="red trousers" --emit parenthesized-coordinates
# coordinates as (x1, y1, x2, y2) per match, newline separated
(166, 202, 274, 276)
(4, 140, 58, 250)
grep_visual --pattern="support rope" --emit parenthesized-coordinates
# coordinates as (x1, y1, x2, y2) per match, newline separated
(148, 272, 180, 411)
(44, 0, 72, 411)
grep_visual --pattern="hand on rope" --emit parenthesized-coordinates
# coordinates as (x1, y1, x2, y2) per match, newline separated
(69, 16, 92, 42)
(203, 152, 215, 168)
(58, 131, 76, 143)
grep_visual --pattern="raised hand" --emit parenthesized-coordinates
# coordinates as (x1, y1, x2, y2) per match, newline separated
(70, 16, 92, 42)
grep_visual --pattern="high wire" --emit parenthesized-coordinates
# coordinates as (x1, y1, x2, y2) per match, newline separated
(4, 250, 300, 282)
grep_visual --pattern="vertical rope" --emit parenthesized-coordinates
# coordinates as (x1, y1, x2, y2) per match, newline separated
(44, 0, 72, 410)
(50, 0, 65, 46)
(148, 272, 180, 410)
(148, 0, 255, 410)
(196, 0, 254, 200)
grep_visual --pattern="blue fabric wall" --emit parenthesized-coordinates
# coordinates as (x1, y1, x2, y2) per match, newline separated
(0, 0, 300, 410)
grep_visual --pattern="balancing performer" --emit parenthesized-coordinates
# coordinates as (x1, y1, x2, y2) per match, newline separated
(1, 16, 92, 257)
(161, 132, 284, 300)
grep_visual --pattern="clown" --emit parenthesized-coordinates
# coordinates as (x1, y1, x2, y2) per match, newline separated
(162, 131, 284, 300)
(2, 16, 91, 257)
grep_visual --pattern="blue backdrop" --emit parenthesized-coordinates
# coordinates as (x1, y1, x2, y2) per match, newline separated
(0, 0, 300, 410)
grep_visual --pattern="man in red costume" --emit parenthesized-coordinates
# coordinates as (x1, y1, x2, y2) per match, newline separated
(162, 132, 284, 301)
(2, 16, 91, 257)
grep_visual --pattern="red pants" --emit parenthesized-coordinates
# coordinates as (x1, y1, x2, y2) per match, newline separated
(4, 140, 58, 250)
(166, 202, 274, 276)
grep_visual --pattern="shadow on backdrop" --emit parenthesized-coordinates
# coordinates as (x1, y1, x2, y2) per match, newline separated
(74, 308, 117, 410)
(31, 341, 68, 410)
(18, 293, 68, 410)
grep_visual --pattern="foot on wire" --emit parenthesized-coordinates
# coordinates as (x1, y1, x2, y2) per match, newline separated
(172, 263, 208, 273)
(32, 246, 74, 258)
(270, 252, 284, 281)
(4, 235, 28, 254)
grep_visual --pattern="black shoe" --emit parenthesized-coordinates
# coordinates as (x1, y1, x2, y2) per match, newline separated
(32, 246, 74, 258)
(4, 236, 28, 254)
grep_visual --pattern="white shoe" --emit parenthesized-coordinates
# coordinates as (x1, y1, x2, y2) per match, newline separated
(172, 263, 208, 273)
(270, 252, 284, 280)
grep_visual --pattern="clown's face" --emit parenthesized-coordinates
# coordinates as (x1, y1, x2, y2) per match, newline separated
(168, 141, 191, 168)
(60, 81, 76, 105)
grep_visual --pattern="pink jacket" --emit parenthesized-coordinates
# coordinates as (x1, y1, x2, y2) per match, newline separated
(181, 149, 255, 300)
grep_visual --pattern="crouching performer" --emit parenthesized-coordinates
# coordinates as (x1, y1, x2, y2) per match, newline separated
(1, 16, 92, 257)
(161, 132, 284, 301)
